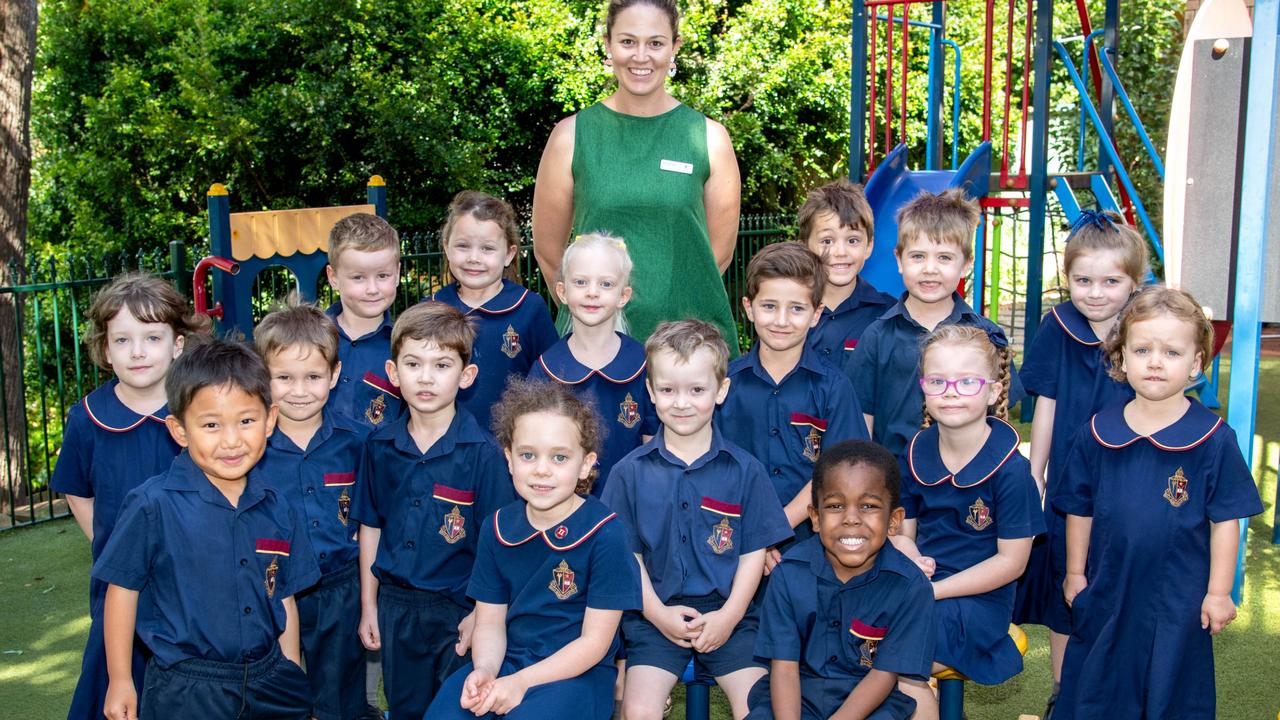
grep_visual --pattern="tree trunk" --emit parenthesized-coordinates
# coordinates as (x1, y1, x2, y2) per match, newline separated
(0, 0, 38, 516)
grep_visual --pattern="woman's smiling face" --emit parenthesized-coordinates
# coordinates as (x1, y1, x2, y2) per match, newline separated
(606, 3, 681, 98)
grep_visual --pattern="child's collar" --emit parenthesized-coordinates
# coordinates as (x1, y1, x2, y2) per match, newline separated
(1090, 399, 1221, 452)
(907, 417, 1021, 488)
(84, 379, 168, 432)
(493, 496, 616, 551)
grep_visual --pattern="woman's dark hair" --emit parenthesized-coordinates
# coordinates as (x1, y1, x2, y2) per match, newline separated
(166, 337, 272, 422)
(810, 440, 901, 510)
(606, 0, 679, 39)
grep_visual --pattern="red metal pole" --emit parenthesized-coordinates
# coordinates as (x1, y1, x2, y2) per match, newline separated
(1017, 0, 1033, 181)
(1073, 0, 1104, 97)
(884, 2, 895, 158)
(901, 3, 910, 146)
(1000, 0, 1015, 186)
(982, 0, 995, 141)
(868, 8, 878, 172)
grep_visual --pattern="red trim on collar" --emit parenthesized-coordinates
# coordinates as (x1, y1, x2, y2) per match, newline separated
(493, 511, 617, 551)
(908, 418, 1020, 488)
(1090, 414, 1222, 452)
(362, 372, 401, 398)
(538, 356, 646, 386)
(83, 402, 165, 433)
(471, 288, 530, 315)
(1052, 305, 1100, 347)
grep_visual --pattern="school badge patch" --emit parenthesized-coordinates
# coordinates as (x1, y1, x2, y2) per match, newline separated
(1164, 467, 1190, 507)
(966, 497, 993, 531)
(365, 394, 386, 425)
(439, 506, 467, 544)
(707, 517, 735, 555)
(501, 325, 522, 359)
(803, 427, 823, 462)
(790, 413, 828, 462)
(617, 393, 640, 429)
(255, 539, 291, 598)
(849, 619, 888, 668)
(337, 489, 351, 526)
(549, 559, 578, 600)
(324, 472, 356, 527)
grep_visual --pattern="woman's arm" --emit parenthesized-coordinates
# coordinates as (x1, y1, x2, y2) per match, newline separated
(1028, 397, 1056, 497)
(703, 118, 741, 274)
(931, 536, 1032, 601)
(532, 115, 578, 290)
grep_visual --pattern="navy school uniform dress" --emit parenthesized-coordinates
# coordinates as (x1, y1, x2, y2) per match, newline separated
(1013, 302, 1134, 631)
(257, 409, 369, 720)
(806, 276, 896, 362)
(431, 281, 558, 433)
(746, 536, 936, 720)
(90, 451, 321, 719)
(325, 302, 405, 431)
(902, 417, 1044, 684)
(348, 409, 513, 720)
(601, 430, 793, 677)
(424, 496, 642, 720)
(717, 343, 867, 541)
(529, 333, 658, 497)
(50, 380, 181, 720)
(1050, 401, 1263, 720)
(847, 292, 1025, 460)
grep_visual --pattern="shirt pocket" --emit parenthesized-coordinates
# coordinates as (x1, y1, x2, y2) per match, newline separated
(847, 617, 889, 669)
(699, 497, 743, 558)
(431, 483, 476, 546)
(789, 413, 829, 463)
(323, 472, 357, 530)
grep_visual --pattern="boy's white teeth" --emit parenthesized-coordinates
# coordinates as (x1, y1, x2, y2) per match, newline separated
(839, 537, 866, 547)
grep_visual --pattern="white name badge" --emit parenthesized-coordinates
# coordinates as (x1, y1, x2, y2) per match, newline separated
(660, 159, 693, 175)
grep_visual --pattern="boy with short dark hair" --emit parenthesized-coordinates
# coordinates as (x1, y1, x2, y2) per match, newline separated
(325, 212, 405, 430)
(717, 242, 869, 536)
(796, 179, 895, 361)
(846, 189, 1024, 459)
(746, 440, 935, 720)
(604, 319, 793, 720)
(256, 304, 373, 720)
(96, 339, 319, 720)
(351, 302, 514, 720)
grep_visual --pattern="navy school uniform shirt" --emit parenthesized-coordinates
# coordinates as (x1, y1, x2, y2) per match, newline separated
(50, 380, 181, 571)
(470, 496, 641, 670)
(432, 280, 558, 433)
(325, 302, 404, 431)
(848, 293, 1026, 459)
(529, 333, 658, 496)
(349, 409, 513, 604)
(91, 452, 321, 667)
(755, 536, 935, 719)
(602, 429, 793, 602)
(256, 409, 368, 577)
(717, 343, 868, 507)
(807, 277, 896, 362)
(1050, 401, 1263, 719)
(903, 417, 1044, 603)
(1019, 302, 1134, 489)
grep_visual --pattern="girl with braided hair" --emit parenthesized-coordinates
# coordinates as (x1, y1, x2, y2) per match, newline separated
(891, 325, 1043, 720)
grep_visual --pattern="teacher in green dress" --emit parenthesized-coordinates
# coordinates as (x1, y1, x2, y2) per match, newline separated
(532, 0, 742, 353)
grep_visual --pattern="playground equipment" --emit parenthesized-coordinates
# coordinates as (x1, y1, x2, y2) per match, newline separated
(195, 177, 388, 340)
(846, 0, 1279, 599)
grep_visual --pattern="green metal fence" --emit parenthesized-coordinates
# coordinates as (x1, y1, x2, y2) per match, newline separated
(0, 215, 793, 531)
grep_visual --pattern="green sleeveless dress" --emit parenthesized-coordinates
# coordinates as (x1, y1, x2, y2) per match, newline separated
(570, 102, 740, 355)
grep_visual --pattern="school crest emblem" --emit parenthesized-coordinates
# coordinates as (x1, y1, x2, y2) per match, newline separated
(365, 394, 386, 425)
(859, 639, 879, 668)
(549, 560, 578, 600)
(501, 325, 522, 359)
(966, 498, 993, 531)
(337, 488, 351, 526)
(439, 506, 466, 544)
(707, 517, 735, 555)
(803, 426, 823, 462)
(617, 393, 640, 429)
(1164, 467, 1190, 507)
(264, 557, 279, 598)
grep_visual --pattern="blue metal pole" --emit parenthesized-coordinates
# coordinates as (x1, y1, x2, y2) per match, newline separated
(945, 39, 962, 169)
(367, 175, 387, 218)
(850, 1, 868, 183)
(206, 184, 233, 336)
(1229, 0, 1279, 597)
(1021, 0, 1053, 423)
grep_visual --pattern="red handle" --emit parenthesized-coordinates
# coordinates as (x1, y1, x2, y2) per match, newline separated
(193, 256, 240, 320)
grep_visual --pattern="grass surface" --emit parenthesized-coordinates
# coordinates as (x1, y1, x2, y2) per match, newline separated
(3, 355, 1278, 719)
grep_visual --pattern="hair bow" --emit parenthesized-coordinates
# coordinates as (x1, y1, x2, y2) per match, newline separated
(984, 326, 1009, 349)
(1068, 209, 1118, 236)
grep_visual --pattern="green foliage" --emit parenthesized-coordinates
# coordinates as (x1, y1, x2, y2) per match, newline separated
(29, 0, 1185, 255)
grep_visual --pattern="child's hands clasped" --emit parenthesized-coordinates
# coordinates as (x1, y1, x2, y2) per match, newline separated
(651, 604, 702, 648)
(912, 555, 936, 578)
(688, 608, 739, 653)
(1063, 572, 1088, 607)
(1201, 592, 1237, 635)
(460, 667, 496, 712)
(456, 609, 477, 656)
(473, 672, 530, 716)
(103, 681, 137, 720)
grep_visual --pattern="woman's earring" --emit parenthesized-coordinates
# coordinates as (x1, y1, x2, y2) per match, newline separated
(667, 60, 677, 78)
(604, 53, 613, 70)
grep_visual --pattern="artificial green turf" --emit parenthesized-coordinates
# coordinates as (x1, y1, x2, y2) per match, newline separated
(3, 355, 1278, 719)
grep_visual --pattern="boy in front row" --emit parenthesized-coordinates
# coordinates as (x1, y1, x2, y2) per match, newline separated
(604, 320, 792, 720)
(847, 189, 1024, 459)
(351, 302, 513, 720)
(256, 304, 373, 720)
(97, 339, 319, 720)
(747, 440, 935, 720)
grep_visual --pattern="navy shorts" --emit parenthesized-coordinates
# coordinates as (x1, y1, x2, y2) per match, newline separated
(621, 593, 764, 678)
(424, 661, 616, 720)
(377, 583, 470, 720)
(139, 644, 310, 719)
(745, 672, 914, 720)
(297, 561, 367, 720)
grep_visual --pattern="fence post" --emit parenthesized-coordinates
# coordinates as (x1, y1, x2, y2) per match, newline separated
(170, 240, 189, 296)
(368, 175, 387, 218)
